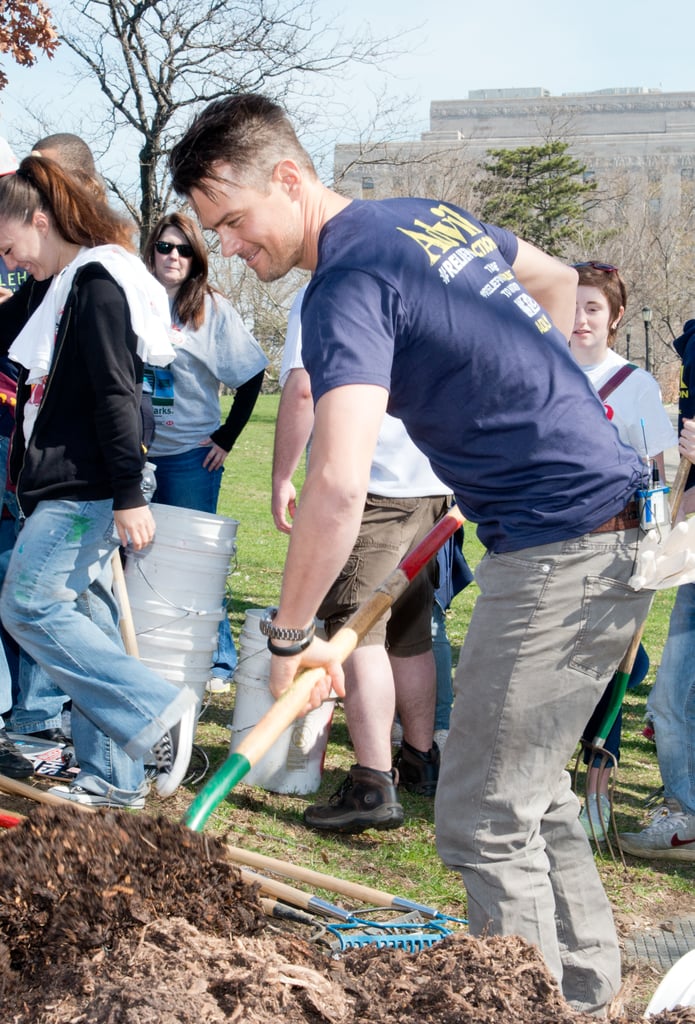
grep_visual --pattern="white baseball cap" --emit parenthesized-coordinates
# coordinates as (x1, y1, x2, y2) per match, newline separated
(0, 137, 19, 176)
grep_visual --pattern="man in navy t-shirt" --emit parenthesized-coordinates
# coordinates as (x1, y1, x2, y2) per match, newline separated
(170, 94, 653, 1015)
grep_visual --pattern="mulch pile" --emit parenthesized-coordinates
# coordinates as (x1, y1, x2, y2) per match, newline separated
(0, 805, 692, 1023)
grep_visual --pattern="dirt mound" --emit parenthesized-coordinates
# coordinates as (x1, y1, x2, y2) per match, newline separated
(0, 806, 692, 1023)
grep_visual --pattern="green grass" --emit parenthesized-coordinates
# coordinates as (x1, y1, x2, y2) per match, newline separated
(184, 394, 693, 951)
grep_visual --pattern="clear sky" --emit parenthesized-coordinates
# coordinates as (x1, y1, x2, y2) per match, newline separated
(1, 0, 693, 151)
(322, 0, 695, 135)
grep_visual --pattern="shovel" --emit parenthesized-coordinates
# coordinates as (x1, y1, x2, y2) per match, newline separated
(184, 504, 466, 832)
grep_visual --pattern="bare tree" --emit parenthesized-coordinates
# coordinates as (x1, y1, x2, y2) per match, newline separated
(55, 0, 403, 247)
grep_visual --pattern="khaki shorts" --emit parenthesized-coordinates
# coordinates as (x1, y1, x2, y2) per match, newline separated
(317, 494, 449, 656)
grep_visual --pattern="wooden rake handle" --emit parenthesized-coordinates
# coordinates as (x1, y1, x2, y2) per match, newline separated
(184, 505, 466, 830)
(0, 774, 96, 813)
(225, 843, 455, 919)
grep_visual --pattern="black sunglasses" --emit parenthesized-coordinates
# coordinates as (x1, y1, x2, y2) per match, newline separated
(573, 261, 618, 273)
(155, 240, 194, 258)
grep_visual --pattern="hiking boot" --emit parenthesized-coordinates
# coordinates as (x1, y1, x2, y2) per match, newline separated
(0, 729, 34, 779)
(618, 801, 695, 861)
(579, 793, 612, 843)
(304, 764, 404, 833)
(393, 739, 440, 796)
(47, 783, 147, 810)
(152, 703, 196, 798)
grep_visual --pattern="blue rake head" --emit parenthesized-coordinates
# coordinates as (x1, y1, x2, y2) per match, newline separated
(325, 916, 456, 953)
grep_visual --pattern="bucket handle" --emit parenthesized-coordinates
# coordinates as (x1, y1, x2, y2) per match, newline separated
(129, 558, 224, 618)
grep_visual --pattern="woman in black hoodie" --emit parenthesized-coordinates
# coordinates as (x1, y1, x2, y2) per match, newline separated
(0, 153, 196, 807)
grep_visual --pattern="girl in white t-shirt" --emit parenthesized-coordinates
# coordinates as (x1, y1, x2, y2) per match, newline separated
(570, 261, 677, 841)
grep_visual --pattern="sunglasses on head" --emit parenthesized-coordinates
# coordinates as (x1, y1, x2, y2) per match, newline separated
(573, 261, 618, 273)
(155, 240, 194, 258)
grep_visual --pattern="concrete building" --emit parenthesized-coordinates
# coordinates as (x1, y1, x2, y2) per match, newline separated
(334, 86, 695, 212)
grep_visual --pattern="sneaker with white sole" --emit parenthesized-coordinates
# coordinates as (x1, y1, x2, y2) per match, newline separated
(618, 802, 695, 861)
(205, 676, 232, 694)
(47, 783, 147, 809)
(579, 793, 612, 843)
(152, 703, 196, 798)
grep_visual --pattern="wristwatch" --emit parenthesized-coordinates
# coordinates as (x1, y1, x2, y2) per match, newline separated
(259, 606, 316, 642)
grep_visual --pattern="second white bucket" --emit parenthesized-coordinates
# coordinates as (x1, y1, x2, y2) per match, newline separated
(124, 502, 239, 704)
(229, 608, 334, 794)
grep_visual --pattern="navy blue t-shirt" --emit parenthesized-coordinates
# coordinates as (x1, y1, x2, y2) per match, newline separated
(301, 198, 645, 552)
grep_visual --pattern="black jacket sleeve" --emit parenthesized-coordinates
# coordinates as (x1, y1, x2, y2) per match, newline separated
(210, 369, 264, 452)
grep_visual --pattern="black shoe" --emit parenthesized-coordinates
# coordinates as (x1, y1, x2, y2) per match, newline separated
(25, 728, 68, 746)
(304, 765, 404, 833)
(393, 740, 440, 796)
(0, 729, 34, 779)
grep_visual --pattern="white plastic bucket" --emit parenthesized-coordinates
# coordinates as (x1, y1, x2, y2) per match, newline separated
(645, 949, 695, 1017)
(124, 503, 239, 704)
(229, 608, 334, 794)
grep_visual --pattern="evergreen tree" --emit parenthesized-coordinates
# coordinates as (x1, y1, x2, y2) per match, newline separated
(475, 140, 596, 255)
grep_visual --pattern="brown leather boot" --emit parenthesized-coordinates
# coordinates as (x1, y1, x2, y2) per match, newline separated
(304, 764, 404, 833)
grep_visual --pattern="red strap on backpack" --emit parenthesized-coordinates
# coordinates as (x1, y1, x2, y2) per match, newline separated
(598, 363, 637, 402)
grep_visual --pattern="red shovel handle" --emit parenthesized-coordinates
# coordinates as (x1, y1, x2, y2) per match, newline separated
(399, 505, 466, 581)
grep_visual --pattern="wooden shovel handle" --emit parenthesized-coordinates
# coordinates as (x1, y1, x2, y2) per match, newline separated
(111, 550, 139, 657)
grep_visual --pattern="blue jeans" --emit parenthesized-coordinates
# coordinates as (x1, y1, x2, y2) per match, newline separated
(648, 582, 695, 815)
(435, 528, 653, 1012)
(432, 601, 453, 731)
(152, 446, 237, 678)
(0, 499, 196, 799)
(0, 469, 65, 733)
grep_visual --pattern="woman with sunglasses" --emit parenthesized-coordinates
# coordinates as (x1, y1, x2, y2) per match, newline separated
(571, 260, 677, 841)
(143, 212, 268, 690)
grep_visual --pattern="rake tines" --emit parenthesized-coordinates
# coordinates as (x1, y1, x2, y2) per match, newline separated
(325, 915, 454, 952)
(574, 627, 647, 863)
(574, 741, 624, 863)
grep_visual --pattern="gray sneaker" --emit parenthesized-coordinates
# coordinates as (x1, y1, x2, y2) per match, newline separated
(152, 703, 196, 798)
(304, 765, 404, 833)
(618, 802, 695, 861)
(47, 783, 147, 810)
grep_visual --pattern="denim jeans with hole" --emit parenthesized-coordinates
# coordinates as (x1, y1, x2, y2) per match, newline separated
(152, 445, 237, 678)
(0, 499, 196, 799)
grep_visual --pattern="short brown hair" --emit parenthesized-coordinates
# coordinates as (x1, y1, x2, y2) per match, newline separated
(32, 133, 106, 201)
(170, 93, 317, 199)
(575, 263, 627, 347)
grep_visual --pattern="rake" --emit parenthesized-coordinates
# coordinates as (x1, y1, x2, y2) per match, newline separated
(224, 841, 467, 951)
(574, 458, 689, 860)
(241, 865, 460, 952)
